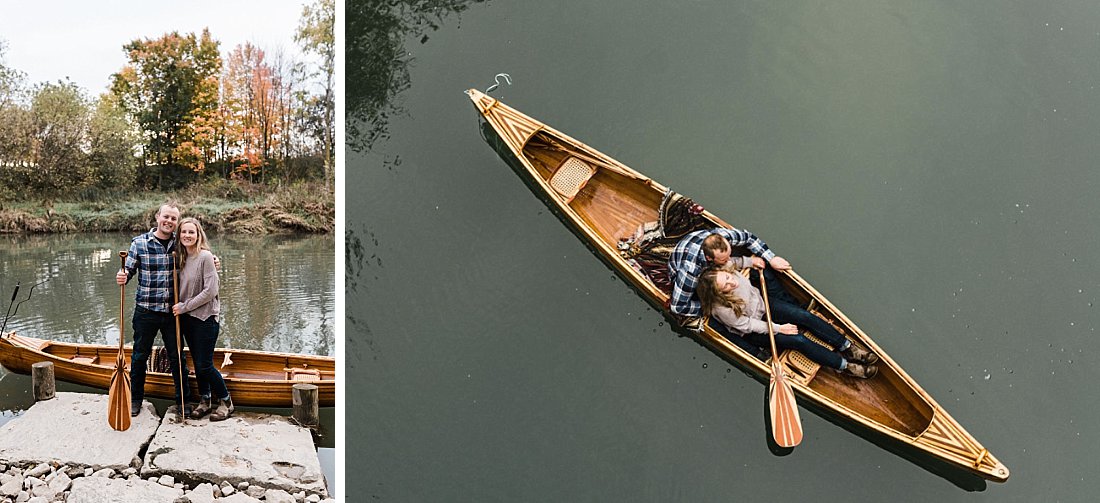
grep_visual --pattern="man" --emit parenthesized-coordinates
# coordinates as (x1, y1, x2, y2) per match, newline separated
(667, 227, 791, 318)
(116, 203, 193, 417)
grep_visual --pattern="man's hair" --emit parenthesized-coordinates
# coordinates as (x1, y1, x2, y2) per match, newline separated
(155, 201, 181, 218)
(701, 234, 729, 260)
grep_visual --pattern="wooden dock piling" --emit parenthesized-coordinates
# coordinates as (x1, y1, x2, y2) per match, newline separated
(292, 383, 319, 427)
(31, 361, 55, 401)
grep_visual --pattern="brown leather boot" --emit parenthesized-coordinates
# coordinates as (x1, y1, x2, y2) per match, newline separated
(842, 344, 879, 365)
(844, 362, 878, 379)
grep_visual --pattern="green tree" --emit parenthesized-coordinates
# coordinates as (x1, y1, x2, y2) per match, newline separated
(296, 0, 334, 190)
(110, 30, 221, 185)
(87, 93, 137, 190)
(27, 80, 91, 198)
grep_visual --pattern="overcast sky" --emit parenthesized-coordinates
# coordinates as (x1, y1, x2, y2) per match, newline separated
(1, 0, 312, 96)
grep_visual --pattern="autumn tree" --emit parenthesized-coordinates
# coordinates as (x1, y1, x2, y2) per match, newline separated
(296, 0, 334, 190)
(110, 30, 221, 186)
(222, 43, 287, 182)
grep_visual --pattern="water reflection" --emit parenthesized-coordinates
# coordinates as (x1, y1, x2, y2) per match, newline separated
(345, 0, 488, 152)
(0, 233, 334, 356)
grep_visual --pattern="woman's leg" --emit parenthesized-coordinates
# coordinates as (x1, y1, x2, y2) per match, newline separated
(180, 316, 210, 399)
(743, 332, 844, 369)
(194, 316, 229, 401)
(765, 300, 849, 350)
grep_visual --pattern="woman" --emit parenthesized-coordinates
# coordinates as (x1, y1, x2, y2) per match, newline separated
(172, 217, 233, 420)
(696, 260, 879, 378)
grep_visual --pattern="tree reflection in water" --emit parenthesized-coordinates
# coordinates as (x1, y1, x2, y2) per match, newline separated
(346, 0, 487, 153)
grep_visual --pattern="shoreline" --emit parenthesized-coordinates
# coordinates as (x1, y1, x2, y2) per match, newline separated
(0, 184, 334, 235)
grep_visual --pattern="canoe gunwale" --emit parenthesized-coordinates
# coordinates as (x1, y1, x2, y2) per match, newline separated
(467, 88, 1009, 482)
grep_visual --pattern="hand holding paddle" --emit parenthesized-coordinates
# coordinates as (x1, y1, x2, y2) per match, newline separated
(759, 269, 803, 447)
(108, 251, 132, 431)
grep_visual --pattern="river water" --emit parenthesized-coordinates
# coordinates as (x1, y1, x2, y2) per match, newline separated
(0, 232, 336, 447)
(346, 1, 1098, 500)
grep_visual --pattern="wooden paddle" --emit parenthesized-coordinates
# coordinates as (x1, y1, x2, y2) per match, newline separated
(172, 250, 186, 420)
(108, 251, 131, 431)
(758, 269, 803, 447)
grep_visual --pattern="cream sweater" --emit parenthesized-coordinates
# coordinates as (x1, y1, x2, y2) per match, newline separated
(710, 257, 781, 336)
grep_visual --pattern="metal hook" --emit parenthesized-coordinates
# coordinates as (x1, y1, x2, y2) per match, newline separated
(485, 73, 512, 94)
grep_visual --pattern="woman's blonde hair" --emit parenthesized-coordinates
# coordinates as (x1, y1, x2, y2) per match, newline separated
(697, 267, 746, 318)
(177, 217, 211, 269)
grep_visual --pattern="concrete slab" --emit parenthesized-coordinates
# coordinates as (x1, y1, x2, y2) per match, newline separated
(141, 412, 327, 496)
(67, 476, 183, 503)
(0, 393, 158, 470)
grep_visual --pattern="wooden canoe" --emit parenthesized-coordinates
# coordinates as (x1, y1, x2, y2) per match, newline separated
(466, 88, 1009, 482)
(0, 332, 334, 408)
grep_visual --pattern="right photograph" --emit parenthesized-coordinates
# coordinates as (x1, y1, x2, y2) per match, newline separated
(346, 2, 1099, 500)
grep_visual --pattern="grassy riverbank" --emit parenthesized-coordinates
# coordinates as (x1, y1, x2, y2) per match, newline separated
(0, 181, 334, 234)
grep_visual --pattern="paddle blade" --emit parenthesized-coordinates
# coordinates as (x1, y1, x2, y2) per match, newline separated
(768, 363, 803, 447)
(107, 352, 131, 431)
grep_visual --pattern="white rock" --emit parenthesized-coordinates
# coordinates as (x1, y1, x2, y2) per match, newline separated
(186, 483, 217, 503)
(25, 496, 48, 503)
(28, 483, 56, 500)
(67, 476, 183, 503)
(220, 483, 235, 496)
(83, 468, 93, 477)
(0, 478, 22, 497)
(293, 490, 305, 501)
(0, 394, 159, 471)
(305, 494, 321, 503)
(122, 467, 138, 476)
(245, 485, 266, 498)
(264, 488, 295, 503)
(15, 489, 30, 503)
(218, 492, 263, 503)
(24, 464, 49, 479)
(22, 476, 42, 489)
(237, 481, 249, 490)
(157, 475, 174, 487)
(92, 468, 114, 478)
(46, 471, 71, 493)
(0, 473, 14, 486)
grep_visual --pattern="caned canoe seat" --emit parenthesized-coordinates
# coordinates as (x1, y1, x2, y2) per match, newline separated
(286, 367, 322, 381)
(70, 355, 98, 365)
(549, 156, 596, 203)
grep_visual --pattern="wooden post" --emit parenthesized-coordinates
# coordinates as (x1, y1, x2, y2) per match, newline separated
(292, 383, 319, 427)
(31, 361, 55, 401)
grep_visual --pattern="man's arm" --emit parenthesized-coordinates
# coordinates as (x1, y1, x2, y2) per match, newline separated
(668, 265, 702, 317)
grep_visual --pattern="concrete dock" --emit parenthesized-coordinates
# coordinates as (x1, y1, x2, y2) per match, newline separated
(0, 392, 332, 502)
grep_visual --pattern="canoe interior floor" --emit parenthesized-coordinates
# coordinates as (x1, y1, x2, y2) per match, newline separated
(810, 368, 932, 437)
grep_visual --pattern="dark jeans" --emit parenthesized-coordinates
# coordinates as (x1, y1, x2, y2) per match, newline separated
(131, 306, 192, 404)
(181, 314, 229, 401)
(741, 267, 850, 370)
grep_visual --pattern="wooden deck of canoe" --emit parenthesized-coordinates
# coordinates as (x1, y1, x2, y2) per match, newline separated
(0, 332, 334, 407)
(466, 88, 1009, 482)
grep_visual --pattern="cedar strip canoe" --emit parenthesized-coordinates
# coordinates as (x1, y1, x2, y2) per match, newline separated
(466, 88, 1009, 482)
(0, 332, 334, 408)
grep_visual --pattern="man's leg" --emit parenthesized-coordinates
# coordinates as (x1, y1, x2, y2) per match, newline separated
(158, 315, 194, 407)
(129, 306, 158, 416)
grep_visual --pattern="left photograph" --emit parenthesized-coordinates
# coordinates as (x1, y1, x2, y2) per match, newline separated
(0, 1, 336, 500)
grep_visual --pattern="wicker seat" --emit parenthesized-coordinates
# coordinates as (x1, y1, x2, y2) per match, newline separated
(549, 156, 596, 202)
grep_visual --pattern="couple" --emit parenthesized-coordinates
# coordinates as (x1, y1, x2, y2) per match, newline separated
(115, 202, 233, 421)
(668, 228, 880, 379)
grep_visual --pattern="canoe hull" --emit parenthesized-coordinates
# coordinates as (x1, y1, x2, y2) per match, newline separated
(0, 333, 334, 408)
(467, 88, 1009, 482)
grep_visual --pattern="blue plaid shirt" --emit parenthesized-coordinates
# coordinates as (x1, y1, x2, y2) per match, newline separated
(668, 228, 776, 317)
(123, 228, 176, 313)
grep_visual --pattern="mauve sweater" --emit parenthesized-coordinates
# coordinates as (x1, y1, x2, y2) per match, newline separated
(177, 249, 220, 322)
